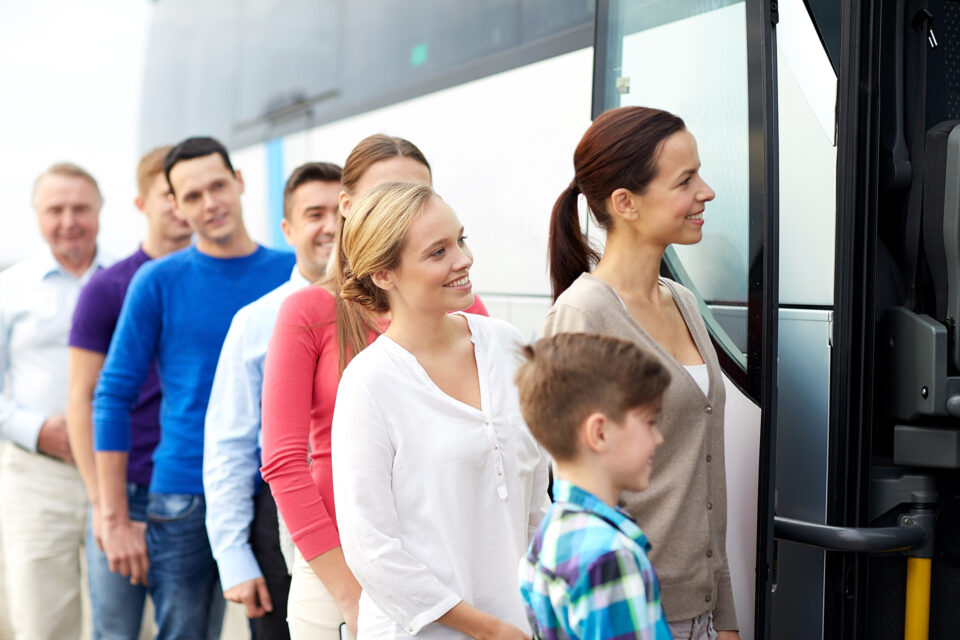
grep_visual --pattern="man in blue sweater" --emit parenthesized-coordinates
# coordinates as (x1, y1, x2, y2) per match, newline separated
(93, 137, 295, 639)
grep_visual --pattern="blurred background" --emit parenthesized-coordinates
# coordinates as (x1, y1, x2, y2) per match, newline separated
(0, 1, 151, 269)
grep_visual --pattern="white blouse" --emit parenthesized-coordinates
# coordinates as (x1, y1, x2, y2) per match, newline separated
(332, 313, 550, 639)
(683, 363, 710, 396)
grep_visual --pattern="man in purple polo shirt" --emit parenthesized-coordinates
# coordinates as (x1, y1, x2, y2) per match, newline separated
(66, 146, 192, 639)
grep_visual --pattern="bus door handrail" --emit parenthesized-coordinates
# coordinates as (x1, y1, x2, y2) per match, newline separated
(773, 516, 927, 552)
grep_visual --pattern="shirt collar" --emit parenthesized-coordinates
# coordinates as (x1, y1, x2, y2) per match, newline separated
(551, 478, 651, 550)
(36, 246, 107, 281)
(288, 265, 311, 289)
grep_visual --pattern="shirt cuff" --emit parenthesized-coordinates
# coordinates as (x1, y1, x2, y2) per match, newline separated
(215, 544, 264, 592)
(405, 593, 462, 636)
(712, 574, 738, 631)
(7, 408, 46, 452)
(293, 521, 344, 562)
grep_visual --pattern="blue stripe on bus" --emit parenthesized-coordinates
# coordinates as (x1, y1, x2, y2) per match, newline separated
(266, 138, 289, 250)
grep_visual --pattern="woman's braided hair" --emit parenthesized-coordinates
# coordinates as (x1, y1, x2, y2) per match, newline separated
(339, 182, 436, 313)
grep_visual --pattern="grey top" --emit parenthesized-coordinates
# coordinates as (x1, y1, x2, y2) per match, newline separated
(542, 272, 737, 631)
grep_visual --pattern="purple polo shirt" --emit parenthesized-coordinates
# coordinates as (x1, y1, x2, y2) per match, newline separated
(69, 247, 161, 486)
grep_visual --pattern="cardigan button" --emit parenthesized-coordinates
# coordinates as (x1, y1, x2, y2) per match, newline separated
(706, 502, 713, 510)
(706, 454, 712, 463)
(705, 405, 713, 415)
(707, 549, 714, 558)
(705, 595, 712, 603)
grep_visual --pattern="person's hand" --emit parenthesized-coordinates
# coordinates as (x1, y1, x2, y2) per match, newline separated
(224, 577, 273, 619)
(101, 518, 149, 586)
(717, 631, 740, 640)
(477, 620, 531, 640)
(335, 590, 360, 637)
(37, 415, 74, 464)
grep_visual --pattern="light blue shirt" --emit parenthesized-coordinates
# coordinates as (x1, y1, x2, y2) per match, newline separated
(203, 265, 310, 590)
(0, 248, 110, 450)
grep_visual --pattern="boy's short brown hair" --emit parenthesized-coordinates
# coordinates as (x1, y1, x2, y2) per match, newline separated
(515, 333, 671, 461)
(136, 146, 173, 197)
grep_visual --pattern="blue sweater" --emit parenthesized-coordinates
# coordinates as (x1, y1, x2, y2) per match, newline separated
(94, 245, 295, 495)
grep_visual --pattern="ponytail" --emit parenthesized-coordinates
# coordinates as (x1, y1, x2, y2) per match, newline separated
(548, 107, 687, 301)
(319, 218, 380, 376)
(548, 180, 598, 300)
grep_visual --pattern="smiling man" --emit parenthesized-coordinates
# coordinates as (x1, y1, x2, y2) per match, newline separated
(93, 137, 295, 639)
(204, 161, 341, 640)
(0, 162, 111, 640)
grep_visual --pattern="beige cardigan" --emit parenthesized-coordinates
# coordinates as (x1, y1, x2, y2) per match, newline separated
(542, 273, 737, 631)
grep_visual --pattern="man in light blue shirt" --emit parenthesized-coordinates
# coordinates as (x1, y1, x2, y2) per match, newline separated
(204, 161, 342, 639)
(0, 162, 111, 640)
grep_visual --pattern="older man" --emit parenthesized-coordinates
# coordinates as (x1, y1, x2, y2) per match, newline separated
(0, 162, 111, 640)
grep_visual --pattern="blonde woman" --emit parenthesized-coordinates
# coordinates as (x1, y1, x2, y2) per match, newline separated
(331, 183, 550, 639)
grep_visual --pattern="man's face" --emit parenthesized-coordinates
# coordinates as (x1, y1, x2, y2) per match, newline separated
(282, 180, 340, 281)
(140, 173, 191, 244)
(34, 174, 101, 264)
(167, 153, 244, 245)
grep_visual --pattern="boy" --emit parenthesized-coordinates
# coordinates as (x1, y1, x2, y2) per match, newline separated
(515, 332, 673, 640)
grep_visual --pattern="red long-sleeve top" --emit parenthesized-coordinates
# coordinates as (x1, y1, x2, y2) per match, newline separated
(260, 284, 488, 560)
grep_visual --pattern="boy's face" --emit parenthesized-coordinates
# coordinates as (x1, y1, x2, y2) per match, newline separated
(607, 404, 664, 492)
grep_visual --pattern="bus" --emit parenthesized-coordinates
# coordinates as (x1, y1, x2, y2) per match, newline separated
(138, 1, 960, 638)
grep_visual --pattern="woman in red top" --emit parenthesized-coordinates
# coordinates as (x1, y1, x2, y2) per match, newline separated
(260, 134, 488, 639)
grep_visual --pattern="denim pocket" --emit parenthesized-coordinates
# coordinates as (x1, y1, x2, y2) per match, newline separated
(146, 493, 201, 523)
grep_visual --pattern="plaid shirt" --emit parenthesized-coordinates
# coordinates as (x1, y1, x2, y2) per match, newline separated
(519, 479, 673, 640)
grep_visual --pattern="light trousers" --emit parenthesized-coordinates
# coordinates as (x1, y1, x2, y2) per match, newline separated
(287, 552, 352, 640)
(0, 443, 88, 640)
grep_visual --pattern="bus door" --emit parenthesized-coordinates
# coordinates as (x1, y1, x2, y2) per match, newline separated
(773, 1, 960, 639)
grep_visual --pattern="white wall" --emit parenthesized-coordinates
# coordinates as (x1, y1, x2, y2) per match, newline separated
(238, 48, 596, 337)
(0, 1, 152, 268)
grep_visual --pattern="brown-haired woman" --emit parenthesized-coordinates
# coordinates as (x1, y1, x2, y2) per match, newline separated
(260, 135, 488, 638)
(543, 106, 739, 640)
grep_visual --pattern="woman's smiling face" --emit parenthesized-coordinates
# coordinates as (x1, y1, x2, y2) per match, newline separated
(628, 129, 716, 247)
(383, 195, 475, 315)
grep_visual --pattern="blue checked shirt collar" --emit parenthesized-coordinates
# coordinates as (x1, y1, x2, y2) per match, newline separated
(551, 478, 652, 552)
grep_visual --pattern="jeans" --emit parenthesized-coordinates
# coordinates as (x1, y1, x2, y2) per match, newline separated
(146, 493, 225, 640)
(86, 483, 150, 640)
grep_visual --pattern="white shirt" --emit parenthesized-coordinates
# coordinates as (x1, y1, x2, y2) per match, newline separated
(332, 313, 550, 638)
(203, 265, 310, 591)
(684, 363, 710, 396)
(0, 248, 110, 450)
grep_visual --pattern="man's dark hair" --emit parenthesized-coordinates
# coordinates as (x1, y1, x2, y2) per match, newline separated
(283, 162, 343, 219)
(163, 137, 235, 194)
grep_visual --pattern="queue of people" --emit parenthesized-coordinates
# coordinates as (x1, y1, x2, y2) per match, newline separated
(0, 105, 740, 640)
